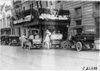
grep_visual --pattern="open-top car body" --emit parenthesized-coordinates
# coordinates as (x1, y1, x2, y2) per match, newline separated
(63, 25, 96, 51)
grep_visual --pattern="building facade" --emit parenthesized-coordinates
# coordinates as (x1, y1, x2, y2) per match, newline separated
(12, 0, 100, 38)
(0, 6, 2, 36)
(46, 1, 100, 38)
(12, 0, 39, 37)
(0, 4, 13, 35)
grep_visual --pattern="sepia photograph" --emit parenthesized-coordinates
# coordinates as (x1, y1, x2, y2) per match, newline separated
(0, 0, 100, 71)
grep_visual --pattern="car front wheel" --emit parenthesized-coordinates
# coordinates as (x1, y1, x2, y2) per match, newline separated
(76, 42, 83, 52)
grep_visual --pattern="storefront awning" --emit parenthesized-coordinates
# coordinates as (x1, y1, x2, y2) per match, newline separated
(1, 28, 11, 30)
(24, 20, 39, 27)
(39, 19, 70, 26)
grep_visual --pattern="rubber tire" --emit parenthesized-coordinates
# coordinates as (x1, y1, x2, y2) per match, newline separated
(76, 42, 83, 52)
(90, 43, 96, 51)
(64, 41, 70, 50)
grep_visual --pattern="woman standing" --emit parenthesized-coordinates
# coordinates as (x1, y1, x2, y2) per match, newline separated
(19, 34, 26, 48)
(43, 30, 51, 49)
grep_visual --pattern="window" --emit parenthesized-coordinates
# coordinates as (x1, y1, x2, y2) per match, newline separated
(46, 1, 48, 7)
(36, 1, 41, 8)
(24, 29, 26, 36)
(50, 1, 53, 5)
(32, 3, 33, 8)
(30, 4, 31, 8)
(30, 3, 33, 8)
(13, 28, 15, 35)
(36, 1, 39, 8)
(40, 1, 42, 8)
(76, 20, 82, 25)
(94, 2, 100, 12)
(75, 7, 82, 16)
(18, 27, 21, 36)
(7, 17, 10, 27)
(23, 7, 25, 11)
(57, 1, 61, 3)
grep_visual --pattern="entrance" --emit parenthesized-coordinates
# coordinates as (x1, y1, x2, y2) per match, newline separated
(57, 25, 68, 40)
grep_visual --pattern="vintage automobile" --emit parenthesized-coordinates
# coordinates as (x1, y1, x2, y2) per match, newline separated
(9, 35, 20, 46)
(23, 28, 42, 49)
(62, 25, 96, 51)
(0, 35, 9, 45)
(50, 33, 63, 48)
(23, 37, 42, 49)
(0, 35, 20, 46)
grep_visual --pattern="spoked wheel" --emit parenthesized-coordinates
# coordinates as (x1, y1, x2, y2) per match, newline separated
(90, 43, 96, 51)
(64, 41, 71, 50)
(61, 40, 70, 50)
(61, 41, 66, 49)
(76, 42, 83, 52)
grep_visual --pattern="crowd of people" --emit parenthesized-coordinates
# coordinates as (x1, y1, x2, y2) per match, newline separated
(19, 29, 63, 49)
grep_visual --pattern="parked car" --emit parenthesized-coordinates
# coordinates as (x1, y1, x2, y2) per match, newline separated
(62, 25, 96, 51)
(50, 33, 63, 48)
(0, 35, 9, 45)
(9, 35, 20, 46)
(0, 35, 20, 46)
(23, 29, 42, 49)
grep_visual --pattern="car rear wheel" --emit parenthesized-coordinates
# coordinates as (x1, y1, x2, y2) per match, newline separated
(61, 40, 70, 50)
(76, 42, 83, 52)
(90, 43, 96, 51)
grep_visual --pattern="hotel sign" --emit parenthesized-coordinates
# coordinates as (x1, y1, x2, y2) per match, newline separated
(39, 14, 68, 20)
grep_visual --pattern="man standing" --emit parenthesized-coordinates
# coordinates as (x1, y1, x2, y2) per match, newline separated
(29, 34, 34, 44)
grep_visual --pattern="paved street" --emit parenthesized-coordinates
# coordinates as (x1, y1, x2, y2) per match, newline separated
(0, 45, 99, 70)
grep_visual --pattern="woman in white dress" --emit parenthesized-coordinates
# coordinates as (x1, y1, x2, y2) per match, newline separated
(19, 34, 26, 48)
(43, 30, 51, 49)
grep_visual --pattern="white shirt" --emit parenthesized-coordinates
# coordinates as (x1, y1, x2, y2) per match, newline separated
(29, 35, 34, 39)
(19, 35, 26, 42)
(44, 34, 50, 42)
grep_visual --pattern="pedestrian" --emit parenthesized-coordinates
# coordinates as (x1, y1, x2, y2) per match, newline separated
(43, 30, 51, 49)
(19, 34, 26, 48)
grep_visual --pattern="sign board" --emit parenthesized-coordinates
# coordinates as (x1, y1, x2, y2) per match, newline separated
(39, 14, 68, 20)
(83, 25, 96, 34)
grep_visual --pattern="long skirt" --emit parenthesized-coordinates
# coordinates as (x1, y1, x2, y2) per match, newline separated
(43, 41, 50, 49)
